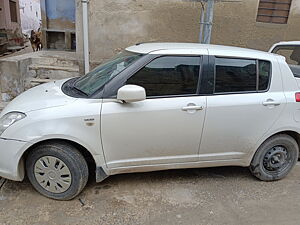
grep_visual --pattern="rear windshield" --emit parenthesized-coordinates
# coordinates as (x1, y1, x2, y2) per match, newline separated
(272, 45, 300, 78)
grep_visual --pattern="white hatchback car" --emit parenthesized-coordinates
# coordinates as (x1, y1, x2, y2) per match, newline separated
(0, 43, 299, 200)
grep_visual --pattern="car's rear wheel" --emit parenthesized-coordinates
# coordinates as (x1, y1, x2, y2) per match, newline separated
(250, 134, 299, 181)
(26, 141, 89, 200)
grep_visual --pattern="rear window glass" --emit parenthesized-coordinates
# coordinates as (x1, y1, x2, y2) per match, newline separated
(214, 57, 271, 93)
(215, 58, 257, 93)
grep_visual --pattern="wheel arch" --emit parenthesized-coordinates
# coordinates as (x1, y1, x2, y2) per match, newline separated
(265, 131, 300, 152)
(19, 138, 97, 180)
(247, 130, 300, 165)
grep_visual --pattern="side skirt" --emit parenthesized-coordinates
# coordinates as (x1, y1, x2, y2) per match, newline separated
(108, 158, 248, 176)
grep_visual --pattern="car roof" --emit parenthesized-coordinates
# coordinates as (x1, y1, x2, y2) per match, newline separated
(126, 42, 276, 60)
(268, 41, 300, 53)
(271, 41, 300, 46)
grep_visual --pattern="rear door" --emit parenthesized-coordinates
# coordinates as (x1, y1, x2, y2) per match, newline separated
(199, 56, 286, 161)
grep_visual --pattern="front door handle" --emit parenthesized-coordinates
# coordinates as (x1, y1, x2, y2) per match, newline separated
(262, 99, 281, 106)
(182, 105, 204, 111)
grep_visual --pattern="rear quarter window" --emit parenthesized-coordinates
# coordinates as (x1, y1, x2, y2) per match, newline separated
(258, 60, 271, 91)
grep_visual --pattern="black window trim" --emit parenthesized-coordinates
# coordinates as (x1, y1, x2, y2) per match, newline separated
(102, 54, 209, 99)
(212, 56, 272, 96)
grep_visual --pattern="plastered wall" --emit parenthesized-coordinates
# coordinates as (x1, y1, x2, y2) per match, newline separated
(74, 0, 300, 65)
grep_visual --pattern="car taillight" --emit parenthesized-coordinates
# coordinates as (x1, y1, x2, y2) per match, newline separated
(295, 92, 300, 102)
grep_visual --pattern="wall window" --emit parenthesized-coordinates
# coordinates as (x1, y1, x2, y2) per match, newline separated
(257, 0, 292, 24)
(9, 0, 18, 23)
(214, 58, 271, 93)
(127, 56, 201, 97)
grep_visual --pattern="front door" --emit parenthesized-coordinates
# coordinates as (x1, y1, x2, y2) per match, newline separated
(101, 56, 206, 168)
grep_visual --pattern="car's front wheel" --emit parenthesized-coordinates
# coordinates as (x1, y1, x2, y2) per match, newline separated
(250, 134, 299, 181)
(26, 141, 89, 200)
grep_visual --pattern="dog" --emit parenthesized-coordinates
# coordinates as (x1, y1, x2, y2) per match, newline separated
(30, 29, 43, 52)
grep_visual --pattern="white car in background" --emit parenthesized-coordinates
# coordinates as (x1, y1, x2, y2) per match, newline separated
(269, 41, 300, 78)
(0, 43, 299, 200)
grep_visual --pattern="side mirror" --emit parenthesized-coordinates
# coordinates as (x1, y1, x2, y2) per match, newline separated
(117, 85, 146, 103)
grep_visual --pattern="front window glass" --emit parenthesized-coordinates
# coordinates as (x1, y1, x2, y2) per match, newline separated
(126, 56, 201, 97)
(74, 51, 144, 96)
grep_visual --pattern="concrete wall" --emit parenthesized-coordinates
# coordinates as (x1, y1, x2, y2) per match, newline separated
(0, 0, 6, 29)
(76, 0, 201, 66)
(75, 0, 300, 67)
(19, 0, 41, 36)
(0, 56, 30, 101)
(212, 0, 300, 51)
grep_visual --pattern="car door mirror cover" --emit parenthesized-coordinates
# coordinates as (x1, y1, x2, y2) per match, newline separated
(117, 85, 146, 103)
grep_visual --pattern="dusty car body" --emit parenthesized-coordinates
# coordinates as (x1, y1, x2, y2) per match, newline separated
(0, 43, 299, 200)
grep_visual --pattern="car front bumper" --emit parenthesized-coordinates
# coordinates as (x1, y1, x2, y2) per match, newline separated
(0, 138, 28, 181)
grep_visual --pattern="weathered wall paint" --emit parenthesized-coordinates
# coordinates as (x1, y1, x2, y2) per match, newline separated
(75, 0, 300, 67)
(0, 0, 6, 29)
(212, 0, 300, 51)
(76, 0, 201, 66)
(45, 0, 75, 22)
(43, 0, 75, 30)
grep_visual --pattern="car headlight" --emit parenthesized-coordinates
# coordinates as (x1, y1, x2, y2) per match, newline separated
(0, 112, 26, 136)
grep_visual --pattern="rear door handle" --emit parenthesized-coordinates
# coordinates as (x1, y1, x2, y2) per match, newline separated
(262, 99, 281, 106)
(182, 105, 203, 111)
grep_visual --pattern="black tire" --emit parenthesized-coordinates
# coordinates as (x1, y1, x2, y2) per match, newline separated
(26, 141, 89, 200)
(250, 134, 299, 181)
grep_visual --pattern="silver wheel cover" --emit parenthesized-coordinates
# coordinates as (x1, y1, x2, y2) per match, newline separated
(34, 156, 72, 194)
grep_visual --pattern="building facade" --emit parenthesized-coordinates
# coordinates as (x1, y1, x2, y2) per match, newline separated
(40, 0, 76, 50)
(0, 0, 23, 53)
(19, 0, 41, 36)
(212, 0, 300, 51)
(0, 0, 21, 31)
(73, 0, 300, 69)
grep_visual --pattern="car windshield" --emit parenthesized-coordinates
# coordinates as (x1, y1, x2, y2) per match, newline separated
(73, 51, 144, 96)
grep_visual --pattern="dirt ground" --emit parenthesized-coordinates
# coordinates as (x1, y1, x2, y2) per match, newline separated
(1, 163, 300, 225)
